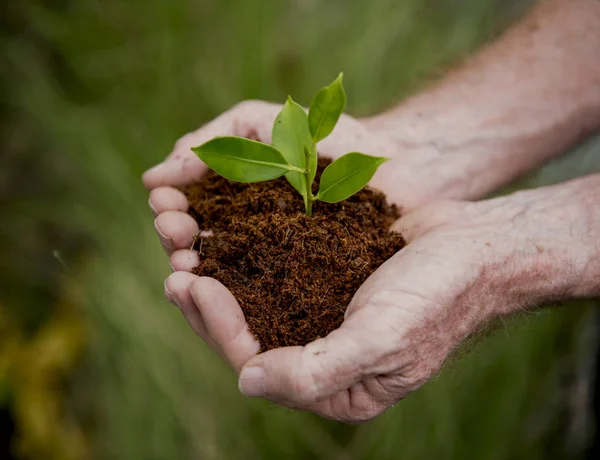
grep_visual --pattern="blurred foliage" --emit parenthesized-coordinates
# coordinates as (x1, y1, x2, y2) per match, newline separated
(1, 0, 599, 459)
(0, 293, 88, 460)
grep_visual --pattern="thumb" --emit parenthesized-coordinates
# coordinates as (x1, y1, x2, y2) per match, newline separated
(237, 315, 389, 407)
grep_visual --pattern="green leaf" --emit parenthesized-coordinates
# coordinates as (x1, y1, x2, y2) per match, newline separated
(308, 72, 346, 143)
(272, 97, 313, 203)
(316, 152, 388, 203)
(192, 136, 301, 183)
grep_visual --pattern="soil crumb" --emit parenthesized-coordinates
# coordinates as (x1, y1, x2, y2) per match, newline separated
(182, 159, 406, 352)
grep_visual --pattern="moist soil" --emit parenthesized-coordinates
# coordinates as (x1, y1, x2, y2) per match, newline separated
(182, 158, 406, 352)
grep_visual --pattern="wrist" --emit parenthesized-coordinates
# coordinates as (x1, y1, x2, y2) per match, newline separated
(522, 174, 600, 301)
(475, 174, 600, 317)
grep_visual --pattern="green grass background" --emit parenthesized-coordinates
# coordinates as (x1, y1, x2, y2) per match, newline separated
(2, 0, 600, 458)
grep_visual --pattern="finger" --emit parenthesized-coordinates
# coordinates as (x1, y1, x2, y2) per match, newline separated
(149, 187, 189, 217)
(154, 211, 199, 255)
(169, 249, 200, 272)
(142, 105, 247, 190)
(142, 151, 208, 190)
(189, 277, 260, 373)
(237, 319, 389, 407)
(391, 200, 468, 242)
(164, 271, 221, 355)
(142, 101, 282, 190)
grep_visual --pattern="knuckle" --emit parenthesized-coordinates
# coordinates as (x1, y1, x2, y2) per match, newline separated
(330, 397, 386, 425)
(348, 400, 386, 425)
(400, 362, 438, 391)
(373, 355, 441, 399)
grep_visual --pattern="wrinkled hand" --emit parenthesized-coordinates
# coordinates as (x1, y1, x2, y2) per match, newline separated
(215, 182, 588, 423)
(143, 99, 444, 293)
(152, 182, 592, 422)
(143, 100, 594, 423)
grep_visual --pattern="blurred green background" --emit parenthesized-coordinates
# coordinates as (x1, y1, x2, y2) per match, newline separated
(2, 0, 600, 459)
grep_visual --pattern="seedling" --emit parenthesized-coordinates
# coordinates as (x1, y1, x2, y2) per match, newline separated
(192, 73, 388, 216)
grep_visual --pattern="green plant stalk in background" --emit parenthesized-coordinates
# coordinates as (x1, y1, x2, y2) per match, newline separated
(192, 73, 388, 215)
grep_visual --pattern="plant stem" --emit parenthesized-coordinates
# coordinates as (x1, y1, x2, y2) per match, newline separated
(304, 172, 313, 216)
(304, 146, 315, 216)
(306, 195, 312, 216)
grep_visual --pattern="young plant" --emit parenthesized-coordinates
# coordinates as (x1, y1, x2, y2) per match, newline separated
(192, 73, 388, 216)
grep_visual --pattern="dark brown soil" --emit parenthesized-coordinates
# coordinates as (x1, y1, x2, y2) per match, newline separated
(182, 159, 406, 352)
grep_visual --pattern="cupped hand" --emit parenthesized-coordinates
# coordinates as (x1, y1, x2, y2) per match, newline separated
(144, 99, 452, 263)
(143, 100, 584, 423)
(142, 100, 514, 422)
(158, 178, 589, 423)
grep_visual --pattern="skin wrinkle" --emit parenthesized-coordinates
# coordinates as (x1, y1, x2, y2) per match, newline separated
(370, 374, 407, 406)
(344, 376, 406, 422)
(347, 383, 380, 422)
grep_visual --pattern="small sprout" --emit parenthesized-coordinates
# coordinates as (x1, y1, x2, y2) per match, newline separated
(191, 73, 389, 216)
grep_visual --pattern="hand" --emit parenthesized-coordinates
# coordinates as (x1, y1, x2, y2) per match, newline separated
(142, 99, 409, 193)
(161, 176, 598, 423)
(143, 99, 470, 268)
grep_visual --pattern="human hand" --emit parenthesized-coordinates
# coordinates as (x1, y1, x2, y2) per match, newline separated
(143, 99, 474, 269)
(144, 96, 479, 238)
(161, 175, 599, 423)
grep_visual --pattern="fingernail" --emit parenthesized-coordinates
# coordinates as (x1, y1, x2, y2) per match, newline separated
(239, 367, 266, 397)
(164, 279, 179, 307)
(148, 197, 158, 216)
(154, 218, 174, 251)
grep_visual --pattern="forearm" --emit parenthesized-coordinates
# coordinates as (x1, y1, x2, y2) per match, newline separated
(369, 0, 600, 202)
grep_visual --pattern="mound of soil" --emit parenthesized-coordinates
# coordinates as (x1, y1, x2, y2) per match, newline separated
(182, 159, 405, 352)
